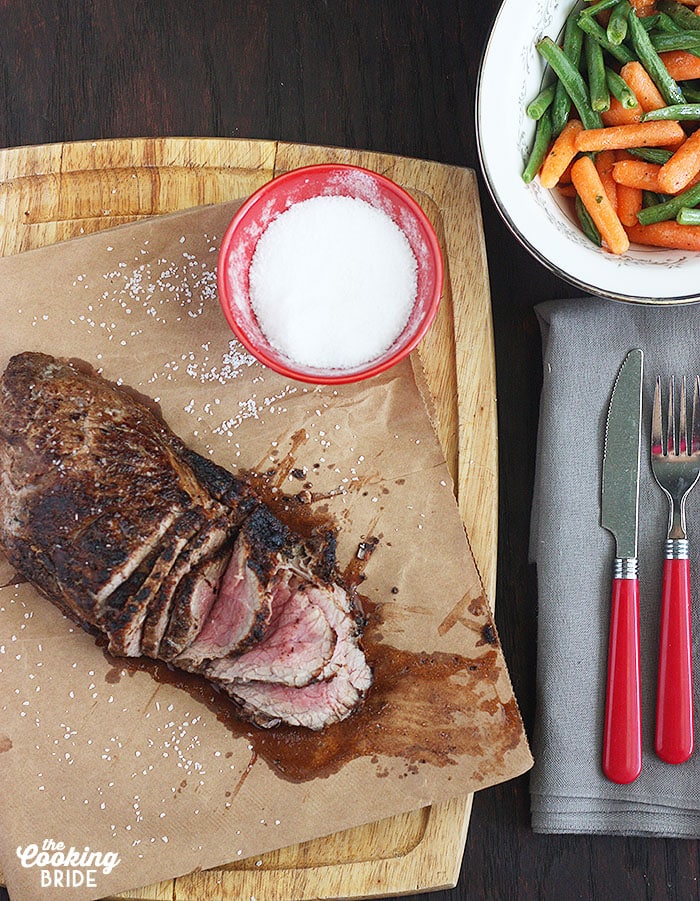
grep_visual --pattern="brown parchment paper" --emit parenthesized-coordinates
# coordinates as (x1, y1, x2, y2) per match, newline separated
(0, 201, 532, 901)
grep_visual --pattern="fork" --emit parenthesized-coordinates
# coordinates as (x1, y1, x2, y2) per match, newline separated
(650, 375, 699, 765)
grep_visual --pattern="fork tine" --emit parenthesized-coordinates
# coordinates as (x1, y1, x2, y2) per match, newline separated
(668, 376, 676, 456)
(680, 376, 688, 455)
(693, 376, 700, 457)
(652, 375, 663, 455)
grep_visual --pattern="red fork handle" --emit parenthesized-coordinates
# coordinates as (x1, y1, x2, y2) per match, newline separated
(603, 570, 642, 784)
(656, 554, 694, 765)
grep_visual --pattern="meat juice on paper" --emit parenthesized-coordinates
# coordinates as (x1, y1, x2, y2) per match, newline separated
(0, 201, 531, 901)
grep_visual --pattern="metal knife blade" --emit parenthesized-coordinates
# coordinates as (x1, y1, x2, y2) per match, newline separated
(600, 348, 643, 785)
(601, 348, 643, 559)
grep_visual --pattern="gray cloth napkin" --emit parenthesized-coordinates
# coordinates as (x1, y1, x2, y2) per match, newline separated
(530, 296, 700, 838)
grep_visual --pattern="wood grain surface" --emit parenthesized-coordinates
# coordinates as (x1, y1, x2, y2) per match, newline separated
(0, 137, 496, 901)
(6, 4, 698, 900)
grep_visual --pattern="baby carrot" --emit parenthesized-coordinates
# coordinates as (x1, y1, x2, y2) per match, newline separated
(612, 158, 664, 191)
(630, 0, 657, 12)
(559, 159, 575, 184)
(602, 95, 643, 126)
(616, 183, 645, 226)
(540, 119, 585, 188)
(658, 128, 700, 192)
(659, 50, 700, 81)
(571, 155, 630, 253)
(620, 61, 666, 112)
(627, 220, 700, 249)
(596, 149, 619, 208)
(575, 120, 686, 151)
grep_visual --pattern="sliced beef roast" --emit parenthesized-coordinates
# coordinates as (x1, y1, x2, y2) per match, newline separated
(140, 515, 235, 658)
(0, 352, 373, 730)
(103, 505, 208, 656)
(205, 582, 337, 687)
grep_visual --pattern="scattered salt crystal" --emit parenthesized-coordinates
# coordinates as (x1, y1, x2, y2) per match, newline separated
(247, 196, 417, 369)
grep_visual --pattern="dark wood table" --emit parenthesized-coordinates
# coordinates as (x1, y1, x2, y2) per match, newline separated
(1, 2, 698, 899)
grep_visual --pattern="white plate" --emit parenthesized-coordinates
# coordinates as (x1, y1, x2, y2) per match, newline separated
(476, 0, 700, 304)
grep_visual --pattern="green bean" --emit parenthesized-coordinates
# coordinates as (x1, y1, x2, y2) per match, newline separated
(677, 207, 700, 224)
(537, 37, 604, 130)
(654, 8, 700, 58)
(605, 66, 639, 108)
(586, 34, 611, 111)
(577, 13, 636, 64)
(641, 102, 700, 120)
(628, 9, 686, 105)
(679, 84, 700, 101)
(638, 14, 661, 31)
(637, 180, 700, 224)
(658, 0, 700, 31)
(522, 109, 553, 184)
(580, 0, 624, 17)
(655, 11, 685, 33)
(643, 190, 667, 208)
(627, 146, 674, 163)
(607, 1, 630, 44)
(650, 31, 700, 52)
(551, 8, 586, 135)
(527, 84, 557, 119)
(575, 194, 603, 245)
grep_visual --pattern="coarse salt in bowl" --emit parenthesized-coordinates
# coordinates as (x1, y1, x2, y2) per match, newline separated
(477, 0, 700, 304)
(216, 163, 443, 384)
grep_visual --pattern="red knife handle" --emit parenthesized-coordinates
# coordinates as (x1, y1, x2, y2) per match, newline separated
(656, 546, 694, 765)
(603, 563, 642, 784)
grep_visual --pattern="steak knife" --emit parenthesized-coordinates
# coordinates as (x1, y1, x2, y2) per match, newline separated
(600, 348, 643, 784)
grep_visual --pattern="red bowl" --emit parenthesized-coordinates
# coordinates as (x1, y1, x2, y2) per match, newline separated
(216, 163, 443, 385)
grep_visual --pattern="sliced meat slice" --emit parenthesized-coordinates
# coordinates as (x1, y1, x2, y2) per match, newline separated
(206, 583, 337, 688)
(140, 516, 234, 658)
(158, 543, 231, 661)
(102, 507, 208, 657)
(224, 662, 373, 731)
(174, 532, 277, 668)
(75, 508, 181, 607)
(218, 580, 372, 729)
(303, 582, 367, 681)
(175, 505, 298, 668)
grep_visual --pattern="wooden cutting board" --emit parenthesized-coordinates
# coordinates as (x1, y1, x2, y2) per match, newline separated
(0, 138, 497, 900)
